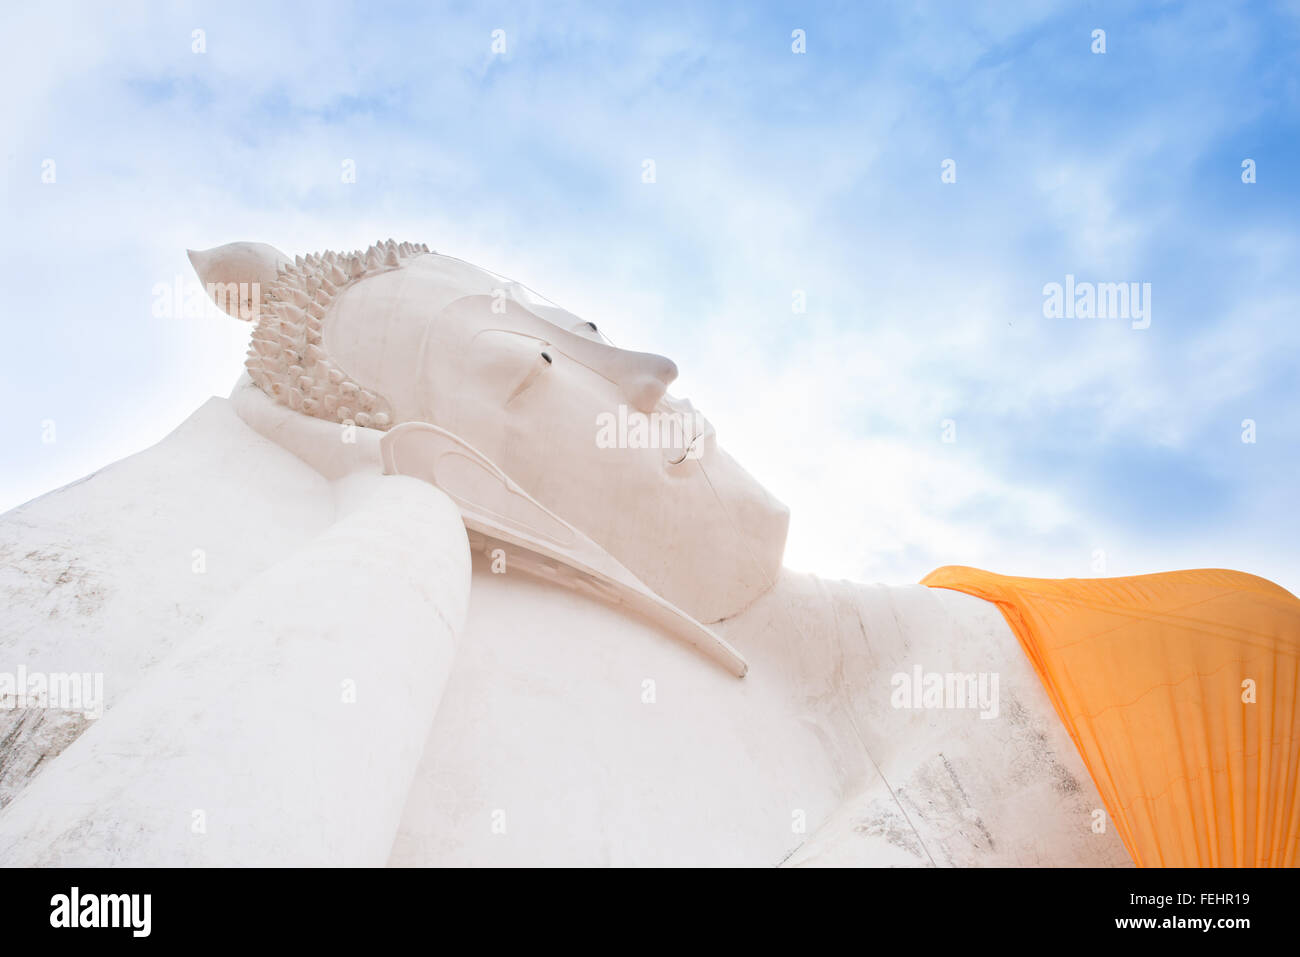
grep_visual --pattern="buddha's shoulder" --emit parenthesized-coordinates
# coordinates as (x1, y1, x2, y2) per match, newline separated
(8, 397, 333, 528)
(0, 397, 338, 650)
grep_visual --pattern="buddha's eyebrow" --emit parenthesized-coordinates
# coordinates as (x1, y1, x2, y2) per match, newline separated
(454, 295, 678, 411)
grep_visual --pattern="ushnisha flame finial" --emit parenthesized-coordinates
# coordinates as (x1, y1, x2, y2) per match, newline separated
(189, 240, 432, 432)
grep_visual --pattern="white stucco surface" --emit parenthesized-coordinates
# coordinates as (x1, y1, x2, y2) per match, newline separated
(0, 399, 336, 809)
(389, 558, 1131, 866)
(0, 402, 472, 865)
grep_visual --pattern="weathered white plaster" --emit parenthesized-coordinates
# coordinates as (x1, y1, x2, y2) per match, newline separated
(0, 471, 469, 865)
(0, 398, 336, 809)
(387, 560, 1130, 867)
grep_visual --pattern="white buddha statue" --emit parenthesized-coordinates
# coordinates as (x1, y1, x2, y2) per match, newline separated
(0, 240, 1131, 867)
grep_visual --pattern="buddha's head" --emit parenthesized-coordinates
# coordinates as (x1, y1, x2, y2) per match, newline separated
(189, 240, 788, 622)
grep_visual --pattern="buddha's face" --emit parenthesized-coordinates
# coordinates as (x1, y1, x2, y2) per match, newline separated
(325, 253, 788, 622)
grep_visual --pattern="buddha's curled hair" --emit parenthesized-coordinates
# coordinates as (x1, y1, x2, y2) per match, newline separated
(246, 239, 428, 430)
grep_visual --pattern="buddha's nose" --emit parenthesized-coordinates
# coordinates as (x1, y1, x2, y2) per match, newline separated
(619, 353, 678, 413)
(541, 314, 679, 413)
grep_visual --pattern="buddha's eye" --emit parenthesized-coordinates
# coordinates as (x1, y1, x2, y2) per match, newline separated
(505, 348, 552, 404)
(468, 329, 553, 406)
(569, 319, 603, 342)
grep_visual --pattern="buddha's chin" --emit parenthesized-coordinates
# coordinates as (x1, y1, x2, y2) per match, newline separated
(660, 515, 789, 624)
(629, 451, 790, 624)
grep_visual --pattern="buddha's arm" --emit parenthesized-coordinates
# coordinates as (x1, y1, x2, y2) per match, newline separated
(0, 397, 338, 811)
(0, 472, 470, 865)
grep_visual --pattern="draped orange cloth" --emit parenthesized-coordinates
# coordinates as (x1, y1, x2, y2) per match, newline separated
(921, 566, 1300, 867)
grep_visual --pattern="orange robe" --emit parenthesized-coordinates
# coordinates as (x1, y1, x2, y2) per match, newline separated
(922, 566, 1300, 867)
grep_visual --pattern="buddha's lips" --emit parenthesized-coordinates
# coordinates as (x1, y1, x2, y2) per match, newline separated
(665, 418, 713, 465)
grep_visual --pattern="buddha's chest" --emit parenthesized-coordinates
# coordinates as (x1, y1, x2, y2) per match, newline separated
(389, 567, 1131, 867)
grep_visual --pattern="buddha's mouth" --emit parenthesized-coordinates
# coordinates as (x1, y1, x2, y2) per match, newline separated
(658, 395, 712, 466)
(666, 420, 714, 465)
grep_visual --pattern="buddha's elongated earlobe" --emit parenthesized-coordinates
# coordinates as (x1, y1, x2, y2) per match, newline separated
(380, 421, 750, 677)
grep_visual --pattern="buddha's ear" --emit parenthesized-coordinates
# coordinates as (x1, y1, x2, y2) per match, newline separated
(187, 242, 292, 320)
(379, 420, 749, 678)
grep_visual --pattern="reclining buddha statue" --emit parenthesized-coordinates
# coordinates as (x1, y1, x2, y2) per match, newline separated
(0, 239, 1294, 867)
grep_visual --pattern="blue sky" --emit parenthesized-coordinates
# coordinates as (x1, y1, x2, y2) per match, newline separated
(2, 1, 1297, 590)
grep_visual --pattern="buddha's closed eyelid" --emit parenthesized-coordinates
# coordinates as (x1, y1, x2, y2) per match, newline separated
(567, 319, 602, 342)
(466, 328, 554, 402)
(505, 348, 553, 404)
